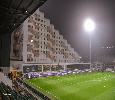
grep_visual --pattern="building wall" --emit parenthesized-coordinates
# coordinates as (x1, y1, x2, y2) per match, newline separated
(10, 60, 23, 72)
(11, 9, 80, 66)
(10, 25, 23, 61)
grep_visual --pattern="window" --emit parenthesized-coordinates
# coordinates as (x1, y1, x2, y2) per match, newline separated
(38, 19, 40, 21)
(27, 44, 33, 52)
(27, 54, 33, 62)
(35, 18, 37, 20)
(28, 25, 31, 27)
(28, 35, 33, 42)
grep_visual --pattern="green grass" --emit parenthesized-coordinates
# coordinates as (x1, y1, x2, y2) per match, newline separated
(25, 72, 115, 100)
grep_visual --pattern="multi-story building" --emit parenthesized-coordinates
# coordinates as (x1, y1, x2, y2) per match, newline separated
(10, 9, 81, 73)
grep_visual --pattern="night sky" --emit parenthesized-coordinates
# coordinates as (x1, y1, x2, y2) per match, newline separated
(40, 0, 115, 60)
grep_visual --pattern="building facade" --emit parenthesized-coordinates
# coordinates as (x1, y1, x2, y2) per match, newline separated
(10, 9, 81, 72)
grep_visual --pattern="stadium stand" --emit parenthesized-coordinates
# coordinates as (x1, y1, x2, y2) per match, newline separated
(0, 82, 38, 100)
(17, 78, 51, 100)
(0, 65, 114, 100)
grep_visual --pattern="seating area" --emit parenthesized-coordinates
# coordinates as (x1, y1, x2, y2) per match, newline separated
(0, 66, 114, 100)
(0, 82, 37, 100)
(17, 78, 51, 100)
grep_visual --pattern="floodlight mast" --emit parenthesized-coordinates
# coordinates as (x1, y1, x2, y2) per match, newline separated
(84, 18, 95, 70)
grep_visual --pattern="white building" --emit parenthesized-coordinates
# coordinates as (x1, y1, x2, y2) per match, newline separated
(10, 9, 81, 72)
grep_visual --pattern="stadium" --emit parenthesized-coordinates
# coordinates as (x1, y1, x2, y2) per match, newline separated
(0, 0, 115, 100)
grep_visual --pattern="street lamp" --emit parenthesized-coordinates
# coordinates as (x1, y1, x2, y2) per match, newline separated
(84, 18, 96, 70)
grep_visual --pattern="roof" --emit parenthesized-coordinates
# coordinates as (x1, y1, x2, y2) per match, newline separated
(0, 0, 47, 34)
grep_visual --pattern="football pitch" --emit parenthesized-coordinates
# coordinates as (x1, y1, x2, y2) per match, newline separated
(25, 72, 115, 100)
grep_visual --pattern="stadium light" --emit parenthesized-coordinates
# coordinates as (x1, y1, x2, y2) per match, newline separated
(84, 18, 95, 33)
(84, 18, 96, 70)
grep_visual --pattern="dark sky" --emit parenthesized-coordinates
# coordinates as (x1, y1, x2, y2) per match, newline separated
(40, 0, 115, 59)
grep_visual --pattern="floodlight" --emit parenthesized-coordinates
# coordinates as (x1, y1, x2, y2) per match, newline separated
(84, 18, 95, 33)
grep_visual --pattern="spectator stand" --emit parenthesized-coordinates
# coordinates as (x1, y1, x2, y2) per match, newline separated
(17, 78, 51, 100)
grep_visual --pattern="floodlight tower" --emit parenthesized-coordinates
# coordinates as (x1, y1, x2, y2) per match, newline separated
(84, 18, 96, 70)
